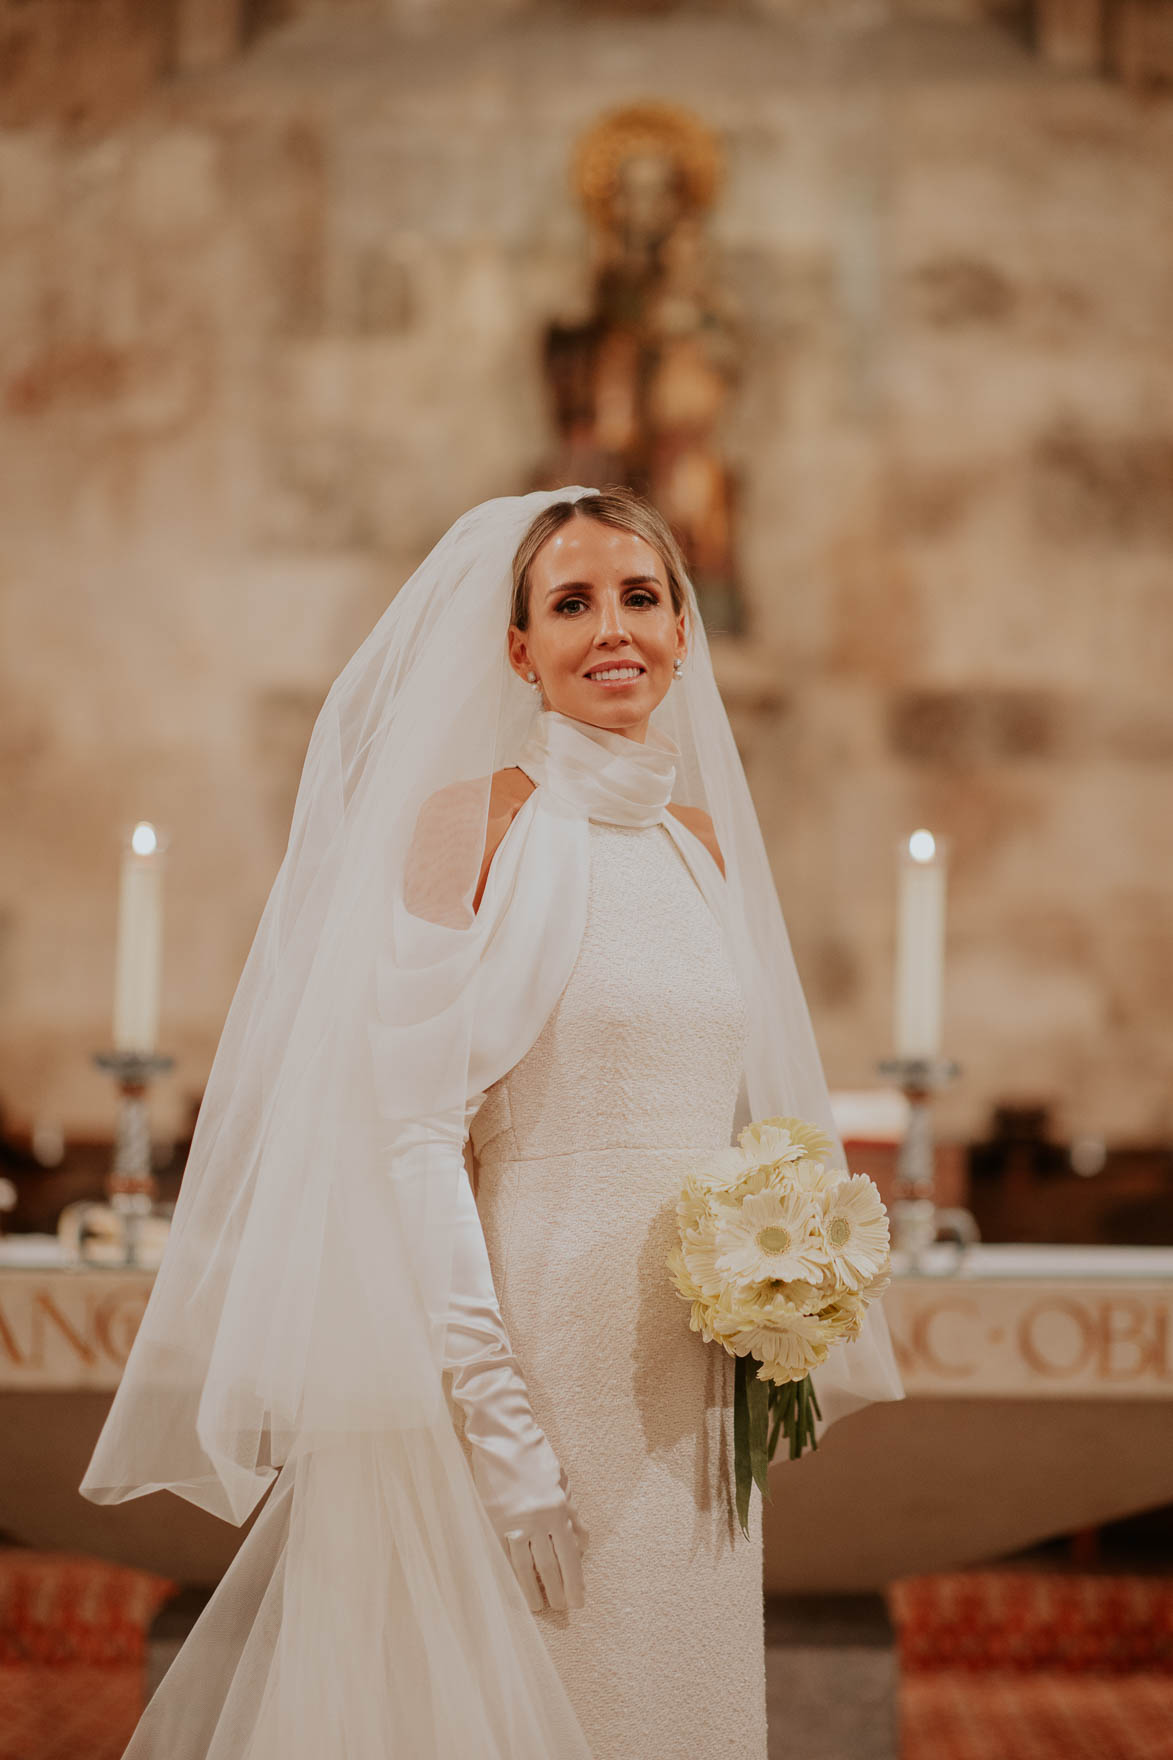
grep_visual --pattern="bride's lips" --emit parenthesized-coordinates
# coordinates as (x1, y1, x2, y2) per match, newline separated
(583, 664, 646, 688)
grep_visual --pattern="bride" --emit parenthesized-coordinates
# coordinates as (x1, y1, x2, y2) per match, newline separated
(80, 485, 903, 1759)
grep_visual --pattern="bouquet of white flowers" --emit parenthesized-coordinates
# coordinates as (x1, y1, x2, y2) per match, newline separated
(666, 1115, 892, 1538)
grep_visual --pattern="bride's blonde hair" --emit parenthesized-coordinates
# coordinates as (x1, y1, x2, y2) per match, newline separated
(510, 486, 694, 635)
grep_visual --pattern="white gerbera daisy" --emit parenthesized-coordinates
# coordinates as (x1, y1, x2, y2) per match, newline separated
(727, 1301, 829, 1384)
(822, 1290, 867, 1342)
(693, 1144, 753, 1194)
(865, 1262, 893, 1300)
(712, 1187, 824, 1286)
(817, 1175, 890, 1292)
(738, 1116, 834, 1167)
(765, 1277, 826, 1316)
(790, 1157, 843, 1200)
(679, 1225, 727, 1301)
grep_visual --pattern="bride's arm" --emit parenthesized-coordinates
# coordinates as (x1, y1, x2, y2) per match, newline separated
(404, 768, 537, 925)
(474, 768, 536, 914)
(393, 768, 586, 1613)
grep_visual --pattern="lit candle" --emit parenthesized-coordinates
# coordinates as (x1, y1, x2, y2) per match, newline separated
(113, 821, 165, 1054)
(894, 828, 947, 1060)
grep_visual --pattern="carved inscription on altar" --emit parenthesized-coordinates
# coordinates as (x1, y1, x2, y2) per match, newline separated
(5, 1268, 1170, 1398)
(0, 1272, 152, 1389)
(885, 1282, 1173, 1398)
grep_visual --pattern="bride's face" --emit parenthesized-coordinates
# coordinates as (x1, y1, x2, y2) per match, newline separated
(508, 517, 687, 741)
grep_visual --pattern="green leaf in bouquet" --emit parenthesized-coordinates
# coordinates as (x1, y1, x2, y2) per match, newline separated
(747, 1357, 772, 1505)
(733, 1352, 752, 1539)
(791, 1382, 806, 1460)
(766, 1384, 784, 1462)
(791, 1375, 821, 1458)
(808, 1376, 822, 1446)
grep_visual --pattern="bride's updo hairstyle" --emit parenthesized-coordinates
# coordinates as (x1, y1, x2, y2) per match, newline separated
(510, 486, 694, 638)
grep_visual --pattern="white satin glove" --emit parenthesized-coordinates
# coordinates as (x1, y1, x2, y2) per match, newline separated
(443, 1162, 588, 1613)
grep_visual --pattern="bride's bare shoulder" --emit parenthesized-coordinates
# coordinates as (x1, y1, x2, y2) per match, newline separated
(476, 768, 537, 909)
(666, 803, 725, 878)
(406, 769, 536, 921)
(489, 765, 538, 815)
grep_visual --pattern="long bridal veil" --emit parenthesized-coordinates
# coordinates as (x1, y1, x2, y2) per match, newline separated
(80, 485, 903, 1757)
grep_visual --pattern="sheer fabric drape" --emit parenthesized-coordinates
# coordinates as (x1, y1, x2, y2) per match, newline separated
(79, 487, 903, 1756)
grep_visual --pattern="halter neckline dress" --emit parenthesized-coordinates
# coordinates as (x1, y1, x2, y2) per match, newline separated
(457, 706, 770, 1760)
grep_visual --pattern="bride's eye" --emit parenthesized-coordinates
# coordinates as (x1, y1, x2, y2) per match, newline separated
(554, 590, 659, 615)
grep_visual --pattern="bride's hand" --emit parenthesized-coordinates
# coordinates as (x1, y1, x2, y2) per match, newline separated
(481, 1459, 588, 1613)
(444, 1164, 589, 1612)
(501, 1475, 587, 1614)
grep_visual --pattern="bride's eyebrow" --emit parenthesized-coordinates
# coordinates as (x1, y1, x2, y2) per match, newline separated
(546, 575, 661, 596)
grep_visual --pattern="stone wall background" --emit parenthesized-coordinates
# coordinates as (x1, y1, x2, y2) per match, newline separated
(1, 0, 1170, 1152)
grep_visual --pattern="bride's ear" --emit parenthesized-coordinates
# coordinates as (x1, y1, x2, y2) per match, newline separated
(505, 625, 532, 686)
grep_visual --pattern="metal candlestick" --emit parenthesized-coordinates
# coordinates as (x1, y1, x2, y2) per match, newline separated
(876, 1053, 979, 1274)
(74, 1050, 175, 1267)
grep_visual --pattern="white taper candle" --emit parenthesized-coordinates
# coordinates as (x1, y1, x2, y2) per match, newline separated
(113, 822, 164, 1054)
(895, 828, 947, 1059)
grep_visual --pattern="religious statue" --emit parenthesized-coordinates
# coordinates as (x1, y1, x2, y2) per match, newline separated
(534, 102, 747, 636)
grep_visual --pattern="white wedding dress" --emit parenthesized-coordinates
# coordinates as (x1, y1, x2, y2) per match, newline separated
(80, 483, 904, 1759)
(453, 725, 770, 1758)
(106, 710, 776, 1760)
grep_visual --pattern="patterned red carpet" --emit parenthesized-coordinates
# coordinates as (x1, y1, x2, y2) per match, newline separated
(0, 1549, 176, 1760)
(898, 1671, 1173, 1760)
(889, 1571, 1173, 1760)
(3, 1551, 1173, 1758)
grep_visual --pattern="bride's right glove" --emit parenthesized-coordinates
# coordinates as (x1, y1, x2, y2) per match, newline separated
(443, 1162, 588, 1613)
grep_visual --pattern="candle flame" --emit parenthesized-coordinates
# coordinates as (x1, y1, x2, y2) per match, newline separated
(908, 828, 936, 863)
(131, 821, 159, 856)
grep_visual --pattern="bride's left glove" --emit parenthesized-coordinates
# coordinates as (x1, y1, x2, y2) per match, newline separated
(443, 1164, 588, 1615)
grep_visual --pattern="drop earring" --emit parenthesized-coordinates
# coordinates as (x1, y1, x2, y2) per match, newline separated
(673, 656, 685, 679)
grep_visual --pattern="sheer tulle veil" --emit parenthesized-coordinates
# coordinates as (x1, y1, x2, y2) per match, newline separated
(79, 485, 904, 1757)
